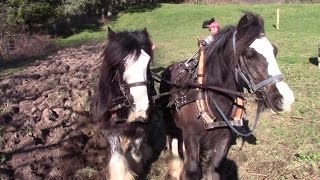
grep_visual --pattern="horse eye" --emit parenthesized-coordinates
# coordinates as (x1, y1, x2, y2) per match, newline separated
(243, 48, 255, 59)
(243, 52, 255, 61)
(247, 54, 254, 60)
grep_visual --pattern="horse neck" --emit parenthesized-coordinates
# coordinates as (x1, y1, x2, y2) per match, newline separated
(205, 72, 238, 120)
(205, 41, 240, 114)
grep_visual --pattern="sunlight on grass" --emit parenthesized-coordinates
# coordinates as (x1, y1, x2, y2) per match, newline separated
(54, 29, 106, 48)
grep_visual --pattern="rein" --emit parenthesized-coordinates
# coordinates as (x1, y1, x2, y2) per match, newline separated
(213, 98, 264, 137)
(151, 71, 245, 102)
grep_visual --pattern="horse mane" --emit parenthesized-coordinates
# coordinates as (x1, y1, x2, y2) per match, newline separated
(92, 28, 154, 120)
(204, 12, 265, 86)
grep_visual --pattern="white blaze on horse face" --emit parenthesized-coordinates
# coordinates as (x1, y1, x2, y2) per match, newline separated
(250, 37, 295, 111)
(123, 49, 150, 122)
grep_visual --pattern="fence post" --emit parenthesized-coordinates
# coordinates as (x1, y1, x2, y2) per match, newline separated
(276, 8, 280, 30)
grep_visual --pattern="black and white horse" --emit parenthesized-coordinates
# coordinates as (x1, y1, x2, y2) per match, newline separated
(91, 27, 157, 180)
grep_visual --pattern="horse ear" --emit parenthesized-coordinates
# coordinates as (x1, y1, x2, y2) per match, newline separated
(107, 27, 116, 39)
(142, 28, 149, 37)
(237, 12, 252, 29)
(237, 12, 264, 31)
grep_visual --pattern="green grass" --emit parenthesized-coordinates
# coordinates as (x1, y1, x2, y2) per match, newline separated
(108, 4, 319, 179)
(4, 3, 320, 179)
(56, 3, 320, 65)
(54, 29, 107, 48)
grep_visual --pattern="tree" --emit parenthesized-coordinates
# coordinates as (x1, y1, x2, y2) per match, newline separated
(62, 0, 102, 16)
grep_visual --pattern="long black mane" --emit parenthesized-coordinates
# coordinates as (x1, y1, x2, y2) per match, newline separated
(204, 12, 265, 86)
(92, 28, 154, 120)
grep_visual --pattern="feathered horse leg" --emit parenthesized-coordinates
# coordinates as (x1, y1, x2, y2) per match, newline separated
(105, 132, 135, 180)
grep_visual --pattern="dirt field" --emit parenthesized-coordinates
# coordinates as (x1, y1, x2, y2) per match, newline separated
(0, 43, 115, 179)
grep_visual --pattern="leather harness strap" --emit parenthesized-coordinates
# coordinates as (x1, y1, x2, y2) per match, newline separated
(232, 97, 246, 121)
(174, 90, 201, 109)
(124, 81, 149, 88)
(204, 119, 243, 129)
(196, 46, 245, 129)
(164, 46, 245, 129)
(195, 47, 217, 127)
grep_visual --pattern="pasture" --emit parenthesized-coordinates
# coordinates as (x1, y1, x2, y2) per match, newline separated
(1, 3, 320, 179)
(64, 3, 320, 179)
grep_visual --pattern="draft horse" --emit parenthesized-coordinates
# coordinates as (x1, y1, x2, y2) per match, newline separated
(159, 12, 295, 179)
(91, 27, 156, 180)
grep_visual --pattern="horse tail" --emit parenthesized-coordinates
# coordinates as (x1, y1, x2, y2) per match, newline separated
(166, 138, 183, 179)
(108, 151, 136, 180)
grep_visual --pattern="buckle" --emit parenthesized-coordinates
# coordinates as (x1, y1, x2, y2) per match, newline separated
(175, 95, 187, 110)
(233, 119, 243, 126)
(180, 95, 187, 104)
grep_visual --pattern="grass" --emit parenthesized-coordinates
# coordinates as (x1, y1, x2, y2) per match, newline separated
(113, 4, 319, 179)
(2, 3, 320, 179)
(54, 29, 106, 48)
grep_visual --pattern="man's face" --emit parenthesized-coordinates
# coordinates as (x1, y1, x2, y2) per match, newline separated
(210, 27, 219, 35)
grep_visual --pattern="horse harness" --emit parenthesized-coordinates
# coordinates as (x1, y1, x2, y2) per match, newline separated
(167, 46, 246, 130)
(162, 31, 285, 136)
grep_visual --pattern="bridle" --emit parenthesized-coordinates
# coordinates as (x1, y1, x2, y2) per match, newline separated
(211, 30, 285, 136)
(232, 31, 284, 97)
(108, 69, 149, 113)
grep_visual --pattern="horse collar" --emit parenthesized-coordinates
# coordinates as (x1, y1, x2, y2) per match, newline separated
(195, 46, 245, 129)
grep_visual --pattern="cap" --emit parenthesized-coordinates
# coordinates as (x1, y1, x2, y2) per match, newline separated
(209, 22, 220, 29)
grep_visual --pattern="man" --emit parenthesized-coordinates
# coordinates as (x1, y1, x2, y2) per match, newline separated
(204, 22, 220, 44)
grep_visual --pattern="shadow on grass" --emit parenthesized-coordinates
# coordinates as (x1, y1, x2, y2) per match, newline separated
(52, 15, 104, 38)
(0, 55, 51, 78)
(0, 48, 58, 78)
(309, 57, 319, 67)
(223, 158, 239, 180)
(124, 3, 162, 13)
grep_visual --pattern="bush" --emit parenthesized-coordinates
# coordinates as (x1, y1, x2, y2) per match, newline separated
(0, 33, 56, 64)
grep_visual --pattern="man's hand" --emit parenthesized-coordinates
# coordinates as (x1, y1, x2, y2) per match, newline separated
(198, 39, 207, 47)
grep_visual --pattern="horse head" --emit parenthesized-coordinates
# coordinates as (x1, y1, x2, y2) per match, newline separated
(235, 12, 294, 112)
(205, 12, 294, 113)
(93, 27, 154, 122)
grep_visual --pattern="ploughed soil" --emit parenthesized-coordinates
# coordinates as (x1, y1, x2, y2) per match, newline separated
(0, 43, 113, 179)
